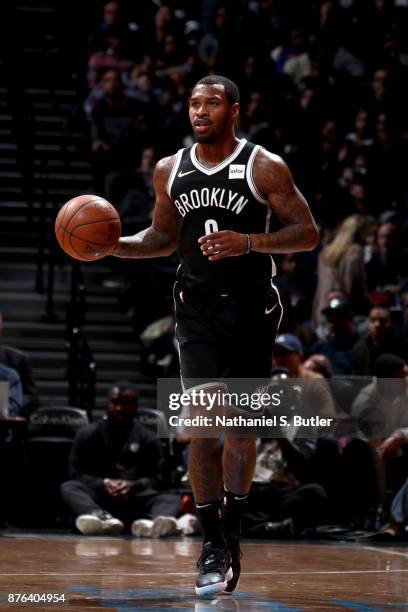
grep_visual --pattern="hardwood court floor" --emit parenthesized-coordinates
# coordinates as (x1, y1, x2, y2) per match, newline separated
(0, 534, 407, 611)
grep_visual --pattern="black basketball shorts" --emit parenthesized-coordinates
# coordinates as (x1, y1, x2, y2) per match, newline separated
(173, 281, 283, 391)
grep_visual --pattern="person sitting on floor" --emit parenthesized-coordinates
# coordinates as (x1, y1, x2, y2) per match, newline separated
(61, 381, 180, 537)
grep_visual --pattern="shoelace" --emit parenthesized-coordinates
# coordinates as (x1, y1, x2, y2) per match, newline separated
(95, 511, 112, 520)
(197, 547, 229, 573)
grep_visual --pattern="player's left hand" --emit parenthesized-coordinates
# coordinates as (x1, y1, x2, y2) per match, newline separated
(198, 231, 248, 261)
(112, 479, 133, 499)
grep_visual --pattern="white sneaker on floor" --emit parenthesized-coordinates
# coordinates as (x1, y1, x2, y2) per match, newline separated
(131, 519, 154, 537)
(176, 513, 201, 535)
(151, 515, 179, 538)
(75, 510, 124, 536)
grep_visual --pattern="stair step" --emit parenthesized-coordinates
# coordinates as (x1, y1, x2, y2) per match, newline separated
(0, 158, 19, 167)
(40, 384, 157, 410)
(0, 143, 17, 151)
(24, 88, 76, 97)
(33, 159, 91, 169)
(34, 368, 148, 382)
(16, 5, 58, 13)
(3, 322, 139, 344)
(1, 335, 140, 353)
(0, 171, 23, 179)
(33, 171, 92, 182)
(1, 290, 119, 306)
(30, 350, 140, 367)
(93, 352, 140, 364)
(37, 379, 155, 395)
(1, 309, 132, 325)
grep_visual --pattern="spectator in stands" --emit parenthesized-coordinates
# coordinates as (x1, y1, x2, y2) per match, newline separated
(271, 29, 306, 77)
(303, 354, 333, 379)
(242, 435, 329, 538)
(0, 363, 23, 417)
(313, 215, 370, 327)
(90, 68, 153, 192)
(152, 5, 174, 44)
(87, 27, 132, 89)
(89, 2, 127, 53)
(365, 222, 408, 300)
(273, 334, 336, 421)
(381, 477, 408, 540)
(0, 312, 38, 416)
(349, 354, 408, 524)
(353, 305, 408, 375)
(274, 253, 315, 336)
(61, 382, 180, 537)
(398, 291, 408, 342)
(303, 352, 358, 417)
(140, 315, 179, 377)
(198, 5, 238, 78)
(351, 354, 408, 442)
(311, 298, 357, 375)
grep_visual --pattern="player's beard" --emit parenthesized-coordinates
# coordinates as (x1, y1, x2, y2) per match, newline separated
(194, 115, 230, 144)
(195, 129, 217, 144)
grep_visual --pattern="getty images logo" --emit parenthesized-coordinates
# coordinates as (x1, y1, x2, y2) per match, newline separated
(228, 164, 245, 179)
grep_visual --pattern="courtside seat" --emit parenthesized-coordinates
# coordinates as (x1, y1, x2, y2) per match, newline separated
(24, 406, 89, 526)
(136, 406, 186, 488)
(27, 405, 89, 442)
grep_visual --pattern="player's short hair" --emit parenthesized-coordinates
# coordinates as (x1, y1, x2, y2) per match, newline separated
(194, 75, 240, 104)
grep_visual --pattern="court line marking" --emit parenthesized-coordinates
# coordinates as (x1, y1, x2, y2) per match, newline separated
(362, 546, 408, 558)
(1, 569, 408, 577)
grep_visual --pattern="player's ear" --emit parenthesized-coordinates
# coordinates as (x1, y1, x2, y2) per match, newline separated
(231, 103, 240, 122)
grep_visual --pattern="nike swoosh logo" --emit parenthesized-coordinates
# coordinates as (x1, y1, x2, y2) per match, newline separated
(265, 304, 278, 315)
(178, 170, 196, 177)
(196, 503, 212, 509)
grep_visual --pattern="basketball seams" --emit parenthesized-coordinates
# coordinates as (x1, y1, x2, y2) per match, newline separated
(63, 197, 107, 227)
(63, 222, 120, 246)
(68, 233, 94, 261)
(71, 217, 120, 231)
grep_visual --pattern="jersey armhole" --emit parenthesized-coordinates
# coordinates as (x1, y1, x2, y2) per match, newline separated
(246, 145, 268, 204)
(166, 148, 184, 199)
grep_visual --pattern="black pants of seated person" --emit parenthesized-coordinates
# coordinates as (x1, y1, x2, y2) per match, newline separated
(61, 480, 180, 525)
(242, 481, 328, 536)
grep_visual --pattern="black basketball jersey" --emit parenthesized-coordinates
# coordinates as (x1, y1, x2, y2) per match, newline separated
(168, 138, 276, 291)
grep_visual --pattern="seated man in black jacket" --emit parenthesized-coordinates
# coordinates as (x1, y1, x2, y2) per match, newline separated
(61, 382, 180, 536)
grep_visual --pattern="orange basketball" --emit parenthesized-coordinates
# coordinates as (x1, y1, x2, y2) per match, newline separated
(55, 195, 121, 261)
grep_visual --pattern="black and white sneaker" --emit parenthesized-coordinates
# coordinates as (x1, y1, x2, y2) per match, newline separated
(195, 542, 232, 596)
(225, 537, 241, 593)
(76, 510, 124, 535)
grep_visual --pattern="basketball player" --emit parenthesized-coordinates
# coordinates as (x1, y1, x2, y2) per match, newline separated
(111, 75, 319, 595)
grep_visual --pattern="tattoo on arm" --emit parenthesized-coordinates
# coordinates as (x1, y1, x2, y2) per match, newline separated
(112, 156, 180, 259)
(251, 150, 319, 253)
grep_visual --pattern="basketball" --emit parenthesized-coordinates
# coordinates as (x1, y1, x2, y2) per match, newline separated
(55, 195, 121, 261)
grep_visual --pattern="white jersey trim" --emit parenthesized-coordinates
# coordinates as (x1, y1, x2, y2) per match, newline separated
(264, 206, 277, 277)
(166, 148, 184, 199)
(190, 138, 247, 175)
(246, 145, 268, 204)
(270, 279, 284, 335)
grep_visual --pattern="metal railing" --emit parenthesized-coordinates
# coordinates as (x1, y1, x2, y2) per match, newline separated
(65, 260, 96, 420)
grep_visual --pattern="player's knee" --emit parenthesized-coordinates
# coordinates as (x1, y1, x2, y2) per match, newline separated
(190, 437, 221, 453)
(225, 436, 256, 450)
